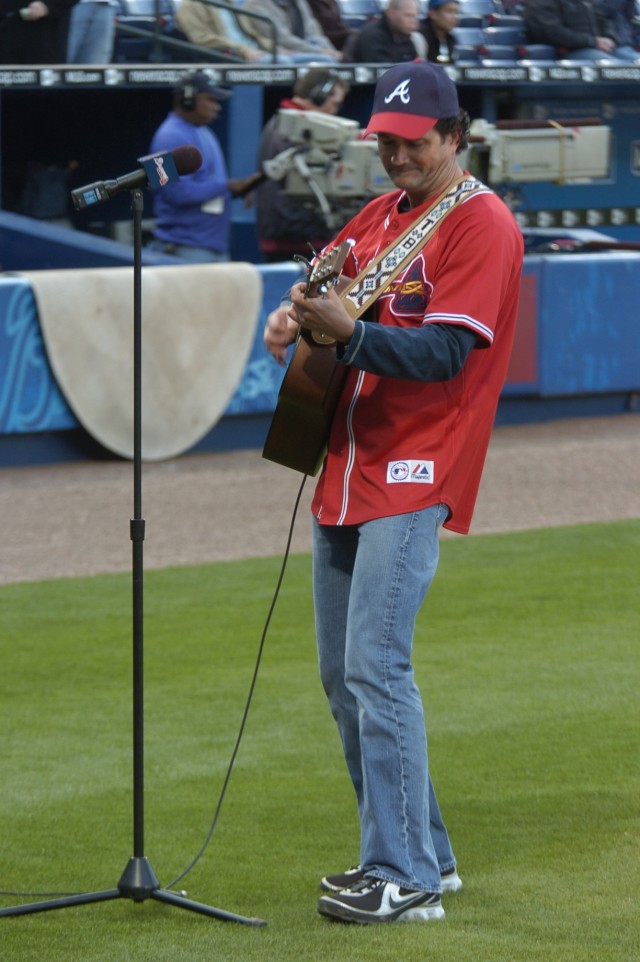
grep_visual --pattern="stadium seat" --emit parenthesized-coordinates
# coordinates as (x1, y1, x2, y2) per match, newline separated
(517, 43, 557, 61)
(338, 0, 381, 24)
(113, 0, 176, 61)
(486, 12, 526, 28)
(113, 16, 161, 62)
(478, 43, 519, 61)
(451, 25, 484, 47)
(458, 14, 485, 28)
(457, 0, 498, 17)
(482, 24, 526, 45)
(453, 43, 480, 62)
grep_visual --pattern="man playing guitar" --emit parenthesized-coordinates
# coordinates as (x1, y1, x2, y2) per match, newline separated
(263, 61, 523, 925)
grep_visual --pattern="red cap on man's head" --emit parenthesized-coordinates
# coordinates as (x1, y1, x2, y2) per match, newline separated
(365, 62, 459, 140)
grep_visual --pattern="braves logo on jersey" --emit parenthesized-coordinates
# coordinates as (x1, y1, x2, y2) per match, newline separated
(380, 254, 432, 320)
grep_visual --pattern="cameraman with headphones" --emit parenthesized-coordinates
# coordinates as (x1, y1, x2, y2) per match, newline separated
(255, 68, 349, 263)
(147, 70, 264, 263)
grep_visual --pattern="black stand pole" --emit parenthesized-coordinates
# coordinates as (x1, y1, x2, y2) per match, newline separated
(0, 189, 266, 927)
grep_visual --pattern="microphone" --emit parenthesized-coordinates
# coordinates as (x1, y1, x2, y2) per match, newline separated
(70, 145, 203, 210)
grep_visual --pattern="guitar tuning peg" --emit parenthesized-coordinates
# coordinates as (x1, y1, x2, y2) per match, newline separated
(293, 254, 312, 271)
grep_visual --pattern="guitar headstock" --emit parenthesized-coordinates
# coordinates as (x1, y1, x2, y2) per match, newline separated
(301, 242, 350, 299)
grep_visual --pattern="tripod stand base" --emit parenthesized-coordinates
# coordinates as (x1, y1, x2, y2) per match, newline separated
(0, 857, 267, 925)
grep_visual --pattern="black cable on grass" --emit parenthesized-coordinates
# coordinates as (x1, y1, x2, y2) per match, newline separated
(1, 473, 308, 901)
(164, 472, 308, 891)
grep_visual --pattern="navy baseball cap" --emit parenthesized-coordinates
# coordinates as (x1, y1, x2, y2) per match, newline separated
(180, 70, 232, 102)
(365, 62, 459, 140)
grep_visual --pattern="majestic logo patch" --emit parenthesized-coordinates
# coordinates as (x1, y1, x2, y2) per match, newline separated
(387, 460, 434, 484)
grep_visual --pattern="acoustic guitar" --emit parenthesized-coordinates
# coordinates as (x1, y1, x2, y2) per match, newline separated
(262, 242, 351, 476)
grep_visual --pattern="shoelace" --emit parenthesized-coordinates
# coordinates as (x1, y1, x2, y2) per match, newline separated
(347, 876, 386, 895)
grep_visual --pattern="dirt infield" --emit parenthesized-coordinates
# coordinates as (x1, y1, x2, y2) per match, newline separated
(1, 413, 639, 585)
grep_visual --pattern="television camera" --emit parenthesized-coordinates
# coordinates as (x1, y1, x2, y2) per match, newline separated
(262, 109, 612, 230)
(466, 117, 611, 185)
(262, 110, 393, 229)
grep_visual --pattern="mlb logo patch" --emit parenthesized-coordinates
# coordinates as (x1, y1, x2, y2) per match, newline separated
(387, 460, 434, 484)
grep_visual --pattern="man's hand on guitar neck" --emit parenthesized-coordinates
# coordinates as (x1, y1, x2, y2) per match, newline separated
(288, 284, 356, 346)
(265, 283, 356, 366)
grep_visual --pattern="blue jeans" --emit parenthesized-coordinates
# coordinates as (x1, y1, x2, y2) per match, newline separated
(563, 46, 639, 62)
(67, 2, 116, 64)
(312, 505, 456, 894)
(258, 51, 338, 64)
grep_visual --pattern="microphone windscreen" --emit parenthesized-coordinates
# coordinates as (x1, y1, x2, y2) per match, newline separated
(171, 145, 203, 176)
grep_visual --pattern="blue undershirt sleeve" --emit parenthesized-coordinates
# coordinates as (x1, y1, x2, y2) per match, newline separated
(338, 320, 481, 382)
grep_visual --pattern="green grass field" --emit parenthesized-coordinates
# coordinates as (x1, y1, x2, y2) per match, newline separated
(0, 521, 638, 961)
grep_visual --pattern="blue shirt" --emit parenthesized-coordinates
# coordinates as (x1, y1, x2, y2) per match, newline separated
(150, 112, 231, 254)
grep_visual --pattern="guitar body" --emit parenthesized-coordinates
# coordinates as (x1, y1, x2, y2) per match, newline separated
(262, 242, 351, 476)
(262, 329, 348, 476)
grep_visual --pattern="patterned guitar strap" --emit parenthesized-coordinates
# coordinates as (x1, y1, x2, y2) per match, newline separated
(340, 175, 485, 322)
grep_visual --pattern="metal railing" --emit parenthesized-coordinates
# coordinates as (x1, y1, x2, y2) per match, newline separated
(114, 0, 279, 64)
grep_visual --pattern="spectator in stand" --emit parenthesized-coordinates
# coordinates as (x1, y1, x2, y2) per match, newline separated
(66, 0, 117, 63)
(175, 0, 338, 62)
(147, 71, 264, 262)
(0, 0, 78, 63)
(523, 0, 639, 61)
(239, 0, 341, 61)
(420, 0, 460, 63)
(345, 0, 426, 62)
(255, 68, 349, 262)
(307, 0, 355, 51)
(593, 0, 640, 58)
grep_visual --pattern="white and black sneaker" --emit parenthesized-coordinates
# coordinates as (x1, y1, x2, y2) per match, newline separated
(318, 876, 445, 924)
(320, 865, 365, 892)
(321, 864, 462, 894)
(441, 866, 463, 893)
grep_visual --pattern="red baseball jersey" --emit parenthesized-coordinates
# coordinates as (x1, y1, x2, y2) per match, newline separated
(311, 180, 524, 534)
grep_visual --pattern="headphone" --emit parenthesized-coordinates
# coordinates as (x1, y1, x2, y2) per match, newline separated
(307, 71, 341, 107)
(179, 71, 203, 111)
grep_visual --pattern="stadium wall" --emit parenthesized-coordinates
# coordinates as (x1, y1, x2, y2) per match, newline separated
(0, 64, 639, 465)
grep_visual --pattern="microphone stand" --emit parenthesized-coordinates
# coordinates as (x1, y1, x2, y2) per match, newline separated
(0, 189, 266, 927)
